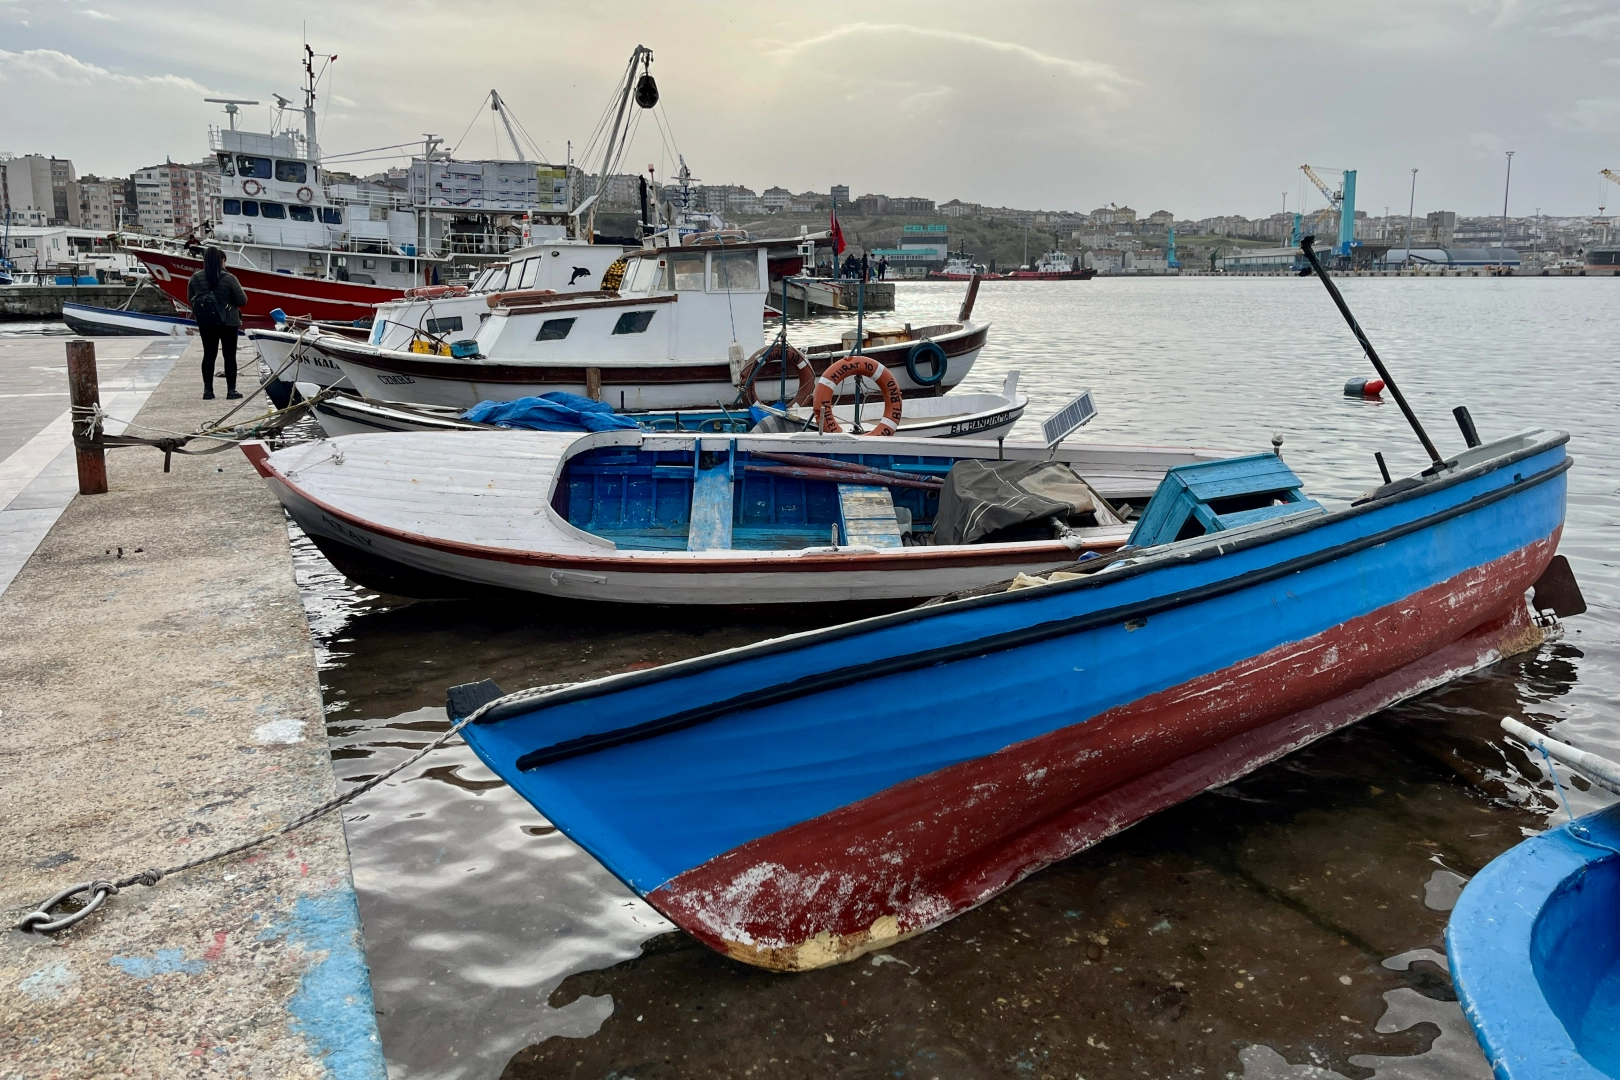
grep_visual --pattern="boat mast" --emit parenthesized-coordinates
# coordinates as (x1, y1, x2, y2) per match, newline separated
(302, 44, 323, 164)
(585, 45, 653, 242)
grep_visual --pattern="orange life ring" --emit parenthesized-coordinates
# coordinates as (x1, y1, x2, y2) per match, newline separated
(812, 355, 903, 436)
(405, 284, 456, 299)
(241, 179, 262, 196)
(296, 186, 314, 204)
(738, 341, 814, 406)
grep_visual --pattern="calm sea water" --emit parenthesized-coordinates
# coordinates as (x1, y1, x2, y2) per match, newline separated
(292, 277, 1618, 1079)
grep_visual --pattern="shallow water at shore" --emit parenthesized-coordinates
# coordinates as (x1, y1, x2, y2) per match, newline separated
(289, 276, 1618, 1078)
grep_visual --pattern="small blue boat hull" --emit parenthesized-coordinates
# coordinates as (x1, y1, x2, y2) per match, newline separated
(461, 431, 1572, 970)
(1449, 804, 1620, 1079)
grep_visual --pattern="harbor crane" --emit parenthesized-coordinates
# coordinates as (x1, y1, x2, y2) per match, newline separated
(1601, 169, 1620, 218)
(1299, 164, 1358, 259)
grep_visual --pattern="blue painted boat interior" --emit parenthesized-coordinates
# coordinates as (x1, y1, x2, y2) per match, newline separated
(553, 443, 954, 550)
(1532, 824, 1620, 1076)
(1449, 802, 1620, 1080)
(465, 440, 1570, 895)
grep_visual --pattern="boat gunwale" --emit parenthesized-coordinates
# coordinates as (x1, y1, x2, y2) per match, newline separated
(469, 431, 1571, 728)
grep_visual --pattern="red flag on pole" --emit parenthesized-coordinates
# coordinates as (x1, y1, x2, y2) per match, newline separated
(829, 205, 846, 255)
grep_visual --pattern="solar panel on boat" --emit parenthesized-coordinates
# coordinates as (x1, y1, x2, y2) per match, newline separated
(1041, 389, 1098, 447)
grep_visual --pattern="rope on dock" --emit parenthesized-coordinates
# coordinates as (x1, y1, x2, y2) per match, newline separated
(14, 684, 570, 935)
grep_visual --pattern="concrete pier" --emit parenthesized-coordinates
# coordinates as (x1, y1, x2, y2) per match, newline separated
(0, 284, 177, 320)
(0, 338, 384, 1077)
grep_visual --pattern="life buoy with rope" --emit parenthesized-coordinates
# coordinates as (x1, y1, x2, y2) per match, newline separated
(813, 355, 904, 436)
(905, 340, 948, 387)
(241, 179, 262, 196)
(738, 340, 814, 406)
(296, 186, 314, 204)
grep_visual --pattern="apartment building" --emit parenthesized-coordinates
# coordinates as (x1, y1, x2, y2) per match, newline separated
(131, 163, 219, 238)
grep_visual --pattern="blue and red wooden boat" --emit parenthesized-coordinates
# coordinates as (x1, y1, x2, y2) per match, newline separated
(452, 426, 1574, 970)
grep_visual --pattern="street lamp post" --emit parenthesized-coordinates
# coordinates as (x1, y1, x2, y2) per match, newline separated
(1501, 150, 1515, 272)
(1403, 168, 1418, 270)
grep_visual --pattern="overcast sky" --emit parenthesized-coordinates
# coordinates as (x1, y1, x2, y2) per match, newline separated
(4, 0, 1620, 219)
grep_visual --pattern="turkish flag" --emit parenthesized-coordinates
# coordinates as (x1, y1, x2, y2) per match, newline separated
(830, 208, 846, 255)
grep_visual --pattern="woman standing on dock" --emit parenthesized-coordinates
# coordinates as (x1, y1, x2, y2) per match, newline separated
(187, 248, 248, 400)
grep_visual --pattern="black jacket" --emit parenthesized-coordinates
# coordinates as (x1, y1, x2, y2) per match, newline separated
(186, 269, 249, 328)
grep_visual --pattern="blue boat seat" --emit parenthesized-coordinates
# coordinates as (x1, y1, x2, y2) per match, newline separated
(838, 484, 904, 548)
(687, 440, 735, 551)
(1128, 453, 1319, 549)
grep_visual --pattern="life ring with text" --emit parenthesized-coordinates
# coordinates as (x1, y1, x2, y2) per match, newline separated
(905, 340, 948, 387)
(739, 341, 814, 406)
(812, 355, 903, 436)
(296, 186, 314, 204)
(241, 179, 262, 196)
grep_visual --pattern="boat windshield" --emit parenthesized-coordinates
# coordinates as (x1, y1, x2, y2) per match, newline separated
(710, 251, 759, 292)
(623, 257, 661, 294)
(667, 253, 706, 291)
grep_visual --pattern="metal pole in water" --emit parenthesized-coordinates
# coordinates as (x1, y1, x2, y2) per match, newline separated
(66, 339, 107, 495)
(1298, 235, 1443, 466)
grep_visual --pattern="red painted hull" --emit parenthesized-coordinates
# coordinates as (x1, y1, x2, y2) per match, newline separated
(133, 248, 410, 330)
(647, 537, 1554, 969)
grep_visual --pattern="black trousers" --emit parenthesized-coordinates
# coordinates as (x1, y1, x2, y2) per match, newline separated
(200, 325, 238, 390)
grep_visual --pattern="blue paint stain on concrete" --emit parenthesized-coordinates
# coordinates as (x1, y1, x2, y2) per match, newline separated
(258, 889, 386, 1080)
(109, 949, 207, 978)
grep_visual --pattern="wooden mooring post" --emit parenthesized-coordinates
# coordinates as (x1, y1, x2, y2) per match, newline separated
(66, 339, 108, 495)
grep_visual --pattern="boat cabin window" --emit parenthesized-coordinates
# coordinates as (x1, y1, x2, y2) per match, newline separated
(427, 316, 464, 334)
(612, 311, 656, 335)
(240, 200, 260, 217)
(288, 205, 315, 222)
(390, 260, 406, 273)
(623, 257, 660, 294)
(517, 258, 541, 290)
(537, 317, 575, 341)
(710, 251, 760, 292)
(319, 207, 342, 225)
(667, 253, 706, 291)
(236, 155, 272, 179)
(484, 266, 510, 292)
(216, 153, 234, 177)
(275, 160, 308, 184)
(260, 202, 287, 220)
(470, 267, 498, 292)
(223, 199, 242, 216)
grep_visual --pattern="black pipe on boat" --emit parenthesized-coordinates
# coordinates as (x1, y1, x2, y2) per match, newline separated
(1453, 406, 1481, 448)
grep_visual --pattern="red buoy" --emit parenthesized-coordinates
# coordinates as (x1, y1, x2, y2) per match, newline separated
(1344, 377, 1385, 397)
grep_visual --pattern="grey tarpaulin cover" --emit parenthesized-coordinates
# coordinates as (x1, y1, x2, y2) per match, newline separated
(933, 460, 1098, 545)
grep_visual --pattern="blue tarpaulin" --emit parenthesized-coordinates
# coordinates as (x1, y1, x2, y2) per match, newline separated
(460, 393, 640, 432)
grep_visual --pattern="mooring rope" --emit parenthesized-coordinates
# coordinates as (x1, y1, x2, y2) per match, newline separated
(14, 700, 496, 935)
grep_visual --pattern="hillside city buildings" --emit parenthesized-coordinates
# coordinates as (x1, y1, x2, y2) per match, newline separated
(2, 147, 1609, 276)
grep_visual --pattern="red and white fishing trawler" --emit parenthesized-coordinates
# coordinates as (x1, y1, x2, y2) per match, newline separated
(927, 251, 1001, 281)
(132, 49, 443, 328)
(1007, 250, 1097, 281)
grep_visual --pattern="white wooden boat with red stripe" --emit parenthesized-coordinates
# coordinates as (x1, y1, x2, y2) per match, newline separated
(243, 429, 1228, 606)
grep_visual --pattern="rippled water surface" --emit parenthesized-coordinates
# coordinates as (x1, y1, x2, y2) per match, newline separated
(290, 277, 1617, 1079)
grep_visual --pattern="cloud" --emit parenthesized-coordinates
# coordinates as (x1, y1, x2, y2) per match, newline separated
(765, 23, 1132, 95)
(0, 49, 217, 170)
(1553, 96, 1620, 133)
(82, 8, 114, 19)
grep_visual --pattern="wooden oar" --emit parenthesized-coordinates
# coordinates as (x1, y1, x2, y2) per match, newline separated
(742, 464, 942, 491)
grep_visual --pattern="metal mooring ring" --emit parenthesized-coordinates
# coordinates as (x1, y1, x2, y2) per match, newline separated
(15, 880, 116, 934)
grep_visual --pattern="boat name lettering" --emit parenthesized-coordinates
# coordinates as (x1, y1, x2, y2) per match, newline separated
(950, 411, 1013, 436)
(377, 374, 417, 385)
(318, 513, 374, 548)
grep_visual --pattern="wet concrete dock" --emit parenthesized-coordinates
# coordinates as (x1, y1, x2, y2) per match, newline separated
(0, 337, 384, 1077)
